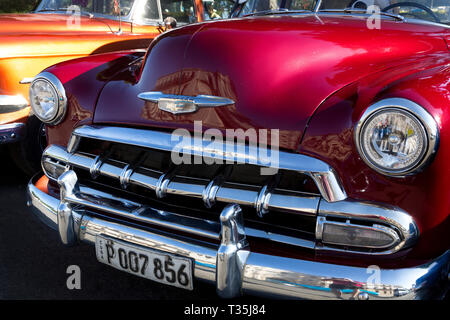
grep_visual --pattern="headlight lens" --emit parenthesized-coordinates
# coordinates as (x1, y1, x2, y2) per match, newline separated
(30, 80, 58, 121)
(29, 72, 67, 125)
(360, 109, 426, 172)
(356, 99, 439, 176)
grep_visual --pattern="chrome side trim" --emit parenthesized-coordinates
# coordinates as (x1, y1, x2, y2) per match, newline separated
(0, 123, 26, 144)
(66, 125, 347, 202)
(216, 204, 250, 298)
(354, 98, 439, 176)
(138, 92, 235, 115)
(0, 95, 28, 113)
(19, 78, 34, 84)
(27, 177, 450, 300)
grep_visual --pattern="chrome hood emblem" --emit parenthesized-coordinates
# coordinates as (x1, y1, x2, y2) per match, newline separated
(138, 91, 234, 115)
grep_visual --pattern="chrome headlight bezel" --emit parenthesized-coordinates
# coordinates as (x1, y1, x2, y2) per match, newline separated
(355, 98, 439, 176)
(29, 72, 67, 126)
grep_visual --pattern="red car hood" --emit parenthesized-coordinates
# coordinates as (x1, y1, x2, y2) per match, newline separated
(94, 15, 448, 151)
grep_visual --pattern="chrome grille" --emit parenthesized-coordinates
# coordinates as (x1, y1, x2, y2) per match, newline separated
(46, 146, 322, 214)
(42, 125, 419, 255)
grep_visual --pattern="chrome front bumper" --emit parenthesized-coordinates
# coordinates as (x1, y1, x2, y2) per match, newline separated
(0, 123, 25, 144)
(27, 174, 450, 300)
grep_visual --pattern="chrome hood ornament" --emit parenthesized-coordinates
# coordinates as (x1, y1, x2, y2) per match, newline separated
(138, 92, 235, 115)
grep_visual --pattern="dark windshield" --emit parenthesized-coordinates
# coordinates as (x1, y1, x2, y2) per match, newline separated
(36, 0, 135, 16)
(239, 0, 450, 25)
(240, 0, 314, 14)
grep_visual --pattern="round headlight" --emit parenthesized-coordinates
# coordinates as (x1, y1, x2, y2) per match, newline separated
(355, 98, 439, 176)
(29, 72, 67, 125)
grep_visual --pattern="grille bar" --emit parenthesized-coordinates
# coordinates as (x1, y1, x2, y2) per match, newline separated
(58, 171, 316, 249)
(43, 145, 320, 217)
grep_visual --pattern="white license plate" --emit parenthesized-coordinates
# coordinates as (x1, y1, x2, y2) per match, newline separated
(95, 236, 193, 290)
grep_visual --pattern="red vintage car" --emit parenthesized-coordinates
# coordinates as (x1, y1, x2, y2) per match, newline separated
(27, 0, 449, 299)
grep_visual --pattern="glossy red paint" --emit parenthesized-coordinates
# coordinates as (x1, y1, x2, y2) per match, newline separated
(301, 55, 450, 259)
(45, 50, 146, 146)
(45, 50, 139, 83)
(94, 15, 448, 150)
(46, 14, 450, 263)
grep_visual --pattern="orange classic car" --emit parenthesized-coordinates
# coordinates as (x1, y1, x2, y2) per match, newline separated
(0, 0, 233, 174)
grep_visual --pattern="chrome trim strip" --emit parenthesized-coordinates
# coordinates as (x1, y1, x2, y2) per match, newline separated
(0, 95, 28, 113)
(354, 98, 439, 176)
(67, 125, 347, 202)
(268, 193, 318, 216)
(19, 78, 34, 84)
(138, 92, 235, 115)
(27, 177, 450, 300)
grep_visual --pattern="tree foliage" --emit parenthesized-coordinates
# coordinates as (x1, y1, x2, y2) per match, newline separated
(0, 0, 40, 13)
